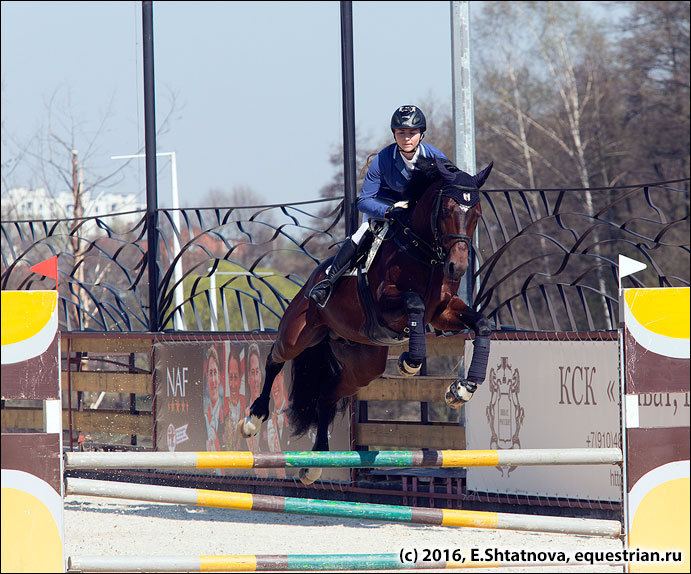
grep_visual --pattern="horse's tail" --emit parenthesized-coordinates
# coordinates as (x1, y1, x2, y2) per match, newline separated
(287, 337, 343, 437)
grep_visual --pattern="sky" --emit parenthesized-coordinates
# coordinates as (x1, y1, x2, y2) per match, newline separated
(1, 0, 458, 210)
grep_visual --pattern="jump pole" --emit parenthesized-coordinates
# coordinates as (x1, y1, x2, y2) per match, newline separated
(65, 448, 622, 470)
(67, 554, 625, 572)
(66, 478, 621, 538)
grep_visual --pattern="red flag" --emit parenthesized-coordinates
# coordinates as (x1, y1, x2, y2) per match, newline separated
(30, 255, 58, 290)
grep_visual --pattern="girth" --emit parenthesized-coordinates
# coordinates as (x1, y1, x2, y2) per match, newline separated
(356, 267, 409, 346)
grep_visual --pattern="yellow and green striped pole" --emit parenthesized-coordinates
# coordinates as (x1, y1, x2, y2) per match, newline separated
(67, 553, 625, 572)
(66, 478, 621, 538)
(68, 553, 461, 572)
(65, 448, 622, 470)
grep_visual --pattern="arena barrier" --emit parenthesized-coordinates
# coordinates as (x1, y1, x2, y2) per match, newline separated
(66, 477, 621, 537)
(65, 448, 623, 469)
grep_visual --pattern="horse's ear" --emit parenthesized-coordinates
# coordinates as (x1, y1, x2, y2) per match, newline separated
(473, 161, 494, 189)
(435, 156, 458, 183)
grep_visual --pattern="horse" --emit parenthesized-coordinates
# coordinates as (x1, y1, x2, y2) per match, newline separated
(239, 156, 494, 484)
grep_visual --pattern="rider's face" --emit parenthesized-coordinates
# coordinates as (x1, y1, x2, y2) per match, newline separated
(207, 355, 220, 406)
(394, 129, 422, 154)
(248, 352, 261, 397)
(227, 356, 240, 394)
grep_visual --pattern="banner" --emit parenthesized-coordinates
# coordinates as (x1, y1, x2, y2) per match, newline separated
(465, 339, 621, 501)
(155, 340, 350, 481)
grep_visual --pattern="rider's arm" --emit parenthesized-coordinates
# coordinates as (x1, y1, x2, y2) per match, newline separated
(357, 155, 392, 219)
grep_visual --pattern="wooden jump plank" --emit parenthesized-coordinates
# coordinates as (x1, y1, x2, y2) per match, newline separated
(356, 375, 453, 402)
(61, 336, 153, 354)
(62, 371, 152, 394)
(355, 423, 465, 450)
(1, 408, 152, 436)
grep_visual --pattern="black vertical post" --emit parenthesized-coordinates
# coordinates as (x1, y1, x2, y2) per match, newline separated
(340, 1, 358, 236)
(142, 1, 159, 331)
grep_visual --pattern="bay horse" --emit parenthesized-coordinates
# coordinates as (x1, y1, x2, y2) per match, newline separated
(240, 156, 494, 483)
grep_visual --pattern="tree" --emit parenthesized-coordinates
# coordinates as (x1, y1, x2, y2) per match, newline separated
(1, 86, 179, 330)
(615, 1, 690, 181)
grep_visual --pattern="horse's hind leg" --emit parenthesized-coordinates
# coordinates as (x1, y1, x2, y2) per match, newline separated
(298, 398, 333, 485)
(240, 292, 326, 440)
(299, 343, 388, 485)
(239, 352, 283, 439)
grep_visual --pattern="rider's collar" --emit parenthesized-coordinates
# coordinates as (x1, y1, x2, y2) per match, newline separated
(400, 147, 420, 172)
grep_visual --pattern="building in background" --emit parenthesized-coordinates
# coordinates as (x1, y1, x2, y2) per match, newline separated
(2, 187, 145, 224)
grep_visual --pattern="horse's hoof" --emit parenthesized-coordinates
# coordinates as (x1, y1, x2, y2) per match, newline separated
(445, 379, 477, 408)
(299, 467, 322, 485)
(397, 352, 422, 377)
(238, 414, 262, 438)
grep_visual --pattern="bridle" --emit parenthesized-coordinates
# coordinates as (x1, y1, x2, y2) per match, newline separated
(431, 184, 479, 253)
(391, 183, 479, 268)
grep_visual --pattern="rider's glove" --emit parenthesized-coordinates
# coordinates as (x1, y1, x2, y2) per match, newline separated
(385, 205, 408, 223)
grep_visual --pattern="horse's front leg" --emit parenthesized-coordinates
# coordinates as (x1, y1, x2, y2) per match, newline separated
(397, 291, 427, 376)
(432, 296, 492, 407)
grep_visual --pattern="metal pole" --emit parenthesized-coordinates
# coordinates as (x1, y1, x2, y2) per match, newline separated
(111, 152, 184, 330)
(169, 152, 184, 330)
(208, 268, 218, 331)
(142, 0, 159, 331)
(450, 1, 477, 307)
(340, 1, 358, 236)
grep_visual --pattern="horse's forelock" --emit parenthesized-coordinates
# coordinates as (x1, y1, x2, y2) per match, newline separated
(405, 156, 492, 208)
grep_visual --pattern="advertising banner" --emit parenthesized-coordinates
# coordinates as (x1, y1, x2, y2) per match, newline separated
(465, 339, 621, 501)
(155, 340, 350, 481)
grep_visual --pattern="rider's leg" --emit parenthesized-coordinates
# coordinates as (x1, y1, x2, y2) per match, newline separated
(308, 222, 369, 308)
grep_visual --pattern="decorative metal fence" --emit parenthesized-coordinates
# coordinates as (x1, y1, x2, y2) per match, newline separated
(2, 179, 688, 333)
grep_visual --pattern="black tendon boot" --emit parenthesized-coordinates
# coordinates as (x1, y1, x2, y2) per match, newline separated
(308, 239, 359, 308)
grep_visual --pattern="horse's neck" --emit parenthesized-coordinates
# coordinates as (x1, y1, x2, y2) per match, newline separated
(408, 184, 439, 241)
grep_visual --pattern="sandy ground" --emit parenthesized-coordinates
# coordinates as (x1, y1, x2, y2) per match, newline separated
(64, 494, 626, 573)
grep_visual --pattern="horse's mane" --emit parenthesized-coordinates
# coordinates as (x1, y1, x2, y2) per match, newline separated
(404, 156, 458, 208)
(404, 156, 493, 211)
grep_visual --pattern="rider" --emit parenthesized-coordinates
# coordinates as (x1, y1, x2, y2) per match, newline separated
(308, 105, 449, 308)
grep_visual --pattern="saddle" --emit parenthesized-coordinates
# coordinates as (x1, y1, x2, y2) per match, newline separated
(345, 220, 411, 345)
(343, 219, 390, 278)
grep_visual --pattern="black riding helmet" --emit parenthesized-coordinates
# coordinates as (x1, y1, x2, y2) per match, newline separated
(391, 105, 427, 133)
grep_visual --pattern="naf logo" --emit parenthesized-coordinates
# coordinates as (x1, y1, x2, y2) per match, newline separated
(166, 366, 188, 397)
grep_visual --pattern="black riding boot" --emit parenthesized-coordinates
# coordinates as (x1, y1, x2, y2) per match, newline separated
(308, 239, 359, 308)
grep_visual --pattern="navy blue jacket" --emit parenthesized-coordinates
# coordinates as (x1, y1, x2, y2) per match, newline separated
(357, 142, 449, 219)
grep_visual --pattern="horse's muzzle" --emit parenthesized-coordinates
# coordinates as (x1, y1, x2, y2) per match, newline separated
(444, 247, 468, 282)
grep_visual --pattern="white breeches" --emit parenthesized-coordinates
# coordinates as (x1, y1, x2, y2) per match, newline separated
(351, 221, 369, 245)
